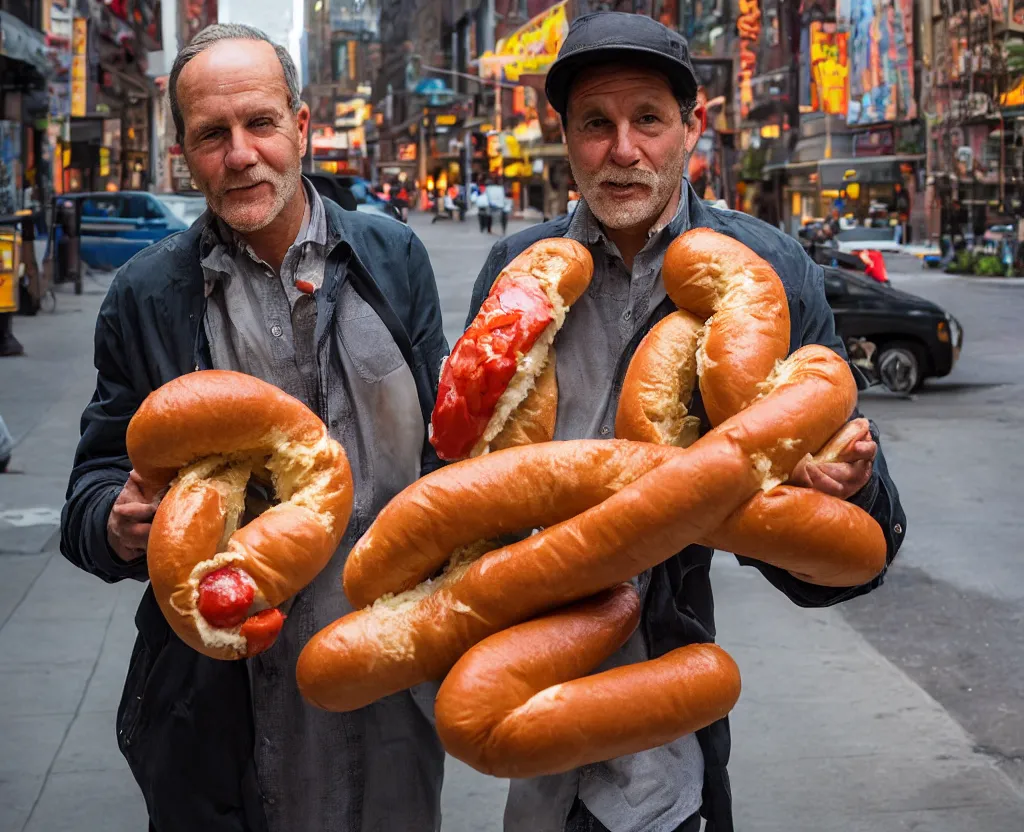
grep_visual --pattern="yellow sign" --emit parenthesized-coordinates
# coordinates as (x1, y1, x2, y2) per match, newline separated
(99, 147, 110, 177)
(1001, 77, 1024, 108)
(435, 114, 457, 126)
(72, 18, 88, 118)
(479, 1, 568, 82)
(810, 25, 848, 116)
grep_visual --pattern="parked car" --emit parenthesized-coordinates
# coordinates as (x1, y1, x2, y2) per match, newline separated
(58, 191, 189, 270)
(834, 226, 903, 253)
(808, 242, 889, 283)
(824, 266, 963, 393)
(307, 174, 403, 222)
(155, 193, 208, 227)
(332, 174, 405, 221)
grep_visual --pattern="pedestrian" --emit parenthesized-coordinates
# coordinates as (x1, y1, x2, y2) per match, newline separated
(393, 183, 410, 221)
(476, 186, 491, 233)
(501, 190, 512, 235)
(59, 24, 449, 832)
(465, 13, 906, 832)
(485, 177, 506, 235)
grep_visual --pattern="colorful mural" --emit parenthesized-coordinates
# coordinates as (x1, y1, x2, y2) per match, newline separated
(847, 0, 916, 125)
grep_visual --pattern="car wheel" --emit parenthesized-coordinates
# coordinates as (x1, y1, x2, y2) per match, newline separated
(876, 341, 925, 393)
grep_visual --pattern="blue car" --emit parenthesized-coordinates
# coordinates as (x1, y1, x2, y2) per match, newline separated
(60, 191, 189, 270)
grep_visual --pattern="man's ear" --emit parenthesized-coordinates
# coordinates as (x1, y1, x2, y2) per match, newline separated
(297, 102, 311, 158)
(684, 105, 705, 155)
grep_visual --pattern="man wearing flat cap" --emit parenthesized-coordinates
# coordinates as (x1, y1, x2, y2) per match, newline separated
(466, 12, 906, 832)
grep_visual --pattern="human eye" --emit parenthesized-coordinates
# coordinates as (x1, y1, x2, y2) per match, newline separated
(584, 116, 610, 130)
(637, 113, 661, 126)
(197, 127, 224, 143)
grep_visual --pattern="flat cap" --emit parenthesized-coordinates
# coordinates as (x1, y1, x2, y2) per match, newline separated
(545, 12, 699, 118)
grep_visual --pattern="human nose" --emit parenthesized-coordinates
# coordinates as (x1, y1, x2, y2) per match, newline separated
(223, 127, 259, 171)
(609, 121, 640, 168)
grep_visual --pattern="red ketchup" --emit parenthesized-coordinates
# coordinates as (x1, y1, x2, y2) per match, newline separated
(197, 566, 255, 628)
(240, 609, 286, 656)
(430, 277, 554, 460)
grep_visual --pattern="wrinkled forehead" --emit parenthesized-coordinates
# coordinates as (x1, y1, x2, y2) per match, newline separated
(567, 62, 676, 116)
(178, 39, 291, 114)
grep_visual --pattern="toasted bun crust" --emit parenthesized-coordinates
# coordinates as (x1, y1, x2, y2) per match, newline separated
(301, 347, 857, 716)
(501, 238, 593, 306)
(435, 584, 740, 778)
(490, 353, 557, 452)
(662, 229, 790, 427)
(616, 311, 704, 447)
(129, 371, 353, 659)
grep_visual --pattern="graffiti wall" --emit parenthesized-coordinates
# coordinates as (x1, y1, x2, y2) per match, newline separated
(846, 0, 916, 125)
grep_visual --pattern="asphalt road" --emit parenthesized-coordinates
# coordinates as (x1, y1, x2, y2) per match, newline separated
(840, 256, 1024, 788)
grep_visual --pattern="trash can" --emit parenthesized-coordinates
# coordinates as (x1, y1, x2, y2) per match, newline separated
(0, 227, 21, 315)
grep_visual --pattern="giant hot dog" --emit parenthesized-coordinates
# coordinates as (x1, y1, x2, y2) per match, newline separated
(296, 228, 887, 780)
(430, 239, 593, 461)
(128, 370, 353, 660)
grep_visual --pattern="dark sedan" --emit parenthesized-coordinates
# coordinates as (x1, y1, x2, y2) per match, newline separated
(824, 267, 963, 394)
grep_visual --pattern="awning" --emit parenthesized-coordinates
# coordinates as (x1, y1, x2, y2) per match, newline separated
(765, 154, 925, 186)
(0, 11, 49, 77)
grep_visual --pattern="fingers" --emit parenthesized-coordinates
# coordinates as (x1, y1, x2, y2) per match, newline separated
(112, 501, 159, 521)
(126, 470, 168, 506)
(791, 457, 873, 499)
(805, 459, 873, 498)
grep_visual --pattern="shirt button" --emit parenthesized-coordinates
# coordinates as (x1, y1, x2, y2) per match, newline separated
(894, 523, 903, 535)
(600, 425, 611, 436)
(271, 324, 283, 338)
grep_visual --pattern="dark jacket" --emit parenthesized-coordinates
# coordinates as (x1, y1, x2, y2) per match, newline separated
(467, 187, 907, 832)
(60, 201, 448, 832)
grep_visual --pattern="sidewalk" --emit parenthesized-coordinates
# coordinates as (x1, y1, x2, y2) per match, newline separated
(1, 263, 1022, 831)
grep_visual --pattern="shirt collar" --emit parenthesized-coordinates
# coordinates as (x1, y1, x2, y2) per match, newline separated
(200, 177, 326, 295)
(566, 181, 690, 256)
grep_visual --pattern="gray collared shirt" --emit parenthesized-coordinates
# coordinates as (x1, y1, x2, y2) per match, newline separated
(198, 182, 442, 832)
(505, 190, 704, 832)
(200, 178, 327, 411)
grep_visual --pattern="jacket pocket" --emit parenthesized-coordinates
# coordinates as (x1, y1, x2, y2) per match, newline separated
(338, 313, 406, 383)
(116, 633, 155, 760)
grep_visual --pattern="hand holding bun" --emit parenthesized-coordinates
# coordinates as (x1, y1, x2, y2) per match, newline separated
(617, 229, 886, 587)
(127, 370, 353, 660)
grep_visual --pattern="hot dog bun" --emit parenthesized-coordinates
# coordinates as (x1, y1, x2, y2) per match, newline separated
(430, 239, 592, 461)
(129, 370, 353, 659)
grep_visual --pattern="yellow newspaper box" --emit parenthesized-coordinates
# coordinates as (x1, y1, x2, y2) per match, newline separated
(0, 229, 20, 313)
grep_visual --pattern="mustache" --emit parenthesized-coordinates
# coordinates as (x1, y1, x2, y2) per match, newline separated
(599, 168, 657, 187)
(220, 167, 280, 195)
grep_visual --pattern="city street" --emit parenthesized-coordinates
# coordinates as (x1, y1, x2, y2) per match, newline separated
(1, 214, 1022, 831)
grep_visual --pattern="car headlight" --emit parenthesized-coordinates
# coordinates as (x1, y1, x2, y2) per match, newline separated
(947, 314, 961, 347)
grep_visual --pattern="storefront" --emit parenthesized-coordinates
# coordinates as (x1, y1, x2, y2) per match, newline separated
(0, 7, 50, 214)
(774, 155, 924, 235)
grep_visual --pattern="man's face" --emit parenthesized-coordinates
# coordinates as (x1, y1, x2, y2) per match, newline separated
(564, 64, 699, 233)
(177, 39, 310, 234)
